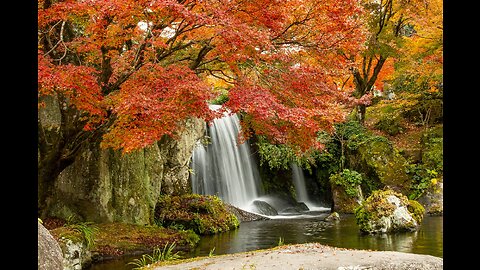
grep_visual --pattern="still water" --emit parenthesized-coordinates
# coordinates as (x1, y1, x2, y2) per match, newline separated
(88, 213, 442, 269)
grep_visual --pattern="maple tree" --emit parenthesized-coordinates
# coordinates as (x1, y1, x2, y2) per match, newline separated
(393, 0, 443, 91)
(336, 0, 442, 124)
(38, 0, 367, 215)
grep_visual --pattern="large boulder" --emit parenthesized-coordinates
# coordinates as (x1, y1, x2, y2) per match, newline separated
(159, 118, 207, 195)
(46, 141, 165, 225)
(355, 189, 425, 234)
(38, 221, 64, 270)
(250, 200, 279, 216)
(40, 92, 206, 225)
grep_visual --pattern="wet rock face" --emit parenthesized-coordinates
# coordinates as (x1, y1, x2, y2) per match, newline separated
(38, 222, 64, 270)
(251, 200, 279, 216)
(44, 117, 205, 225)
(355, 189, 425, 234)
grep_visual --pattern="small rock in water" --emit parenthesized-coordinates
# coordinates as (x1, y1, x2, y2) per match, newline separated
(324, 212, 341, 222)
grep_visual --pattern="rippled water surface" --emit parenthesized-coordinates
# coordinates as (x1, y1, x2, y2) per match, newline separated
(191, 213, 442, 258)
(88, 213, 442, 270)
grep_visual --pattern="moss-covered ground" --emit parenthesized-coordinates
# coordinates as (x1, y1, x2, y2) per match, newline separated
(45, 219, 199, 259)
(43, 194, 238, 261)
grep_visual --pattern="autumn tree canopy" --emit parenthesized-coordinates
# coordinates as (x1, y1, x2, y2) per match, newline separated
(38, 0, 368, 159)
(337, 0, 443, 123)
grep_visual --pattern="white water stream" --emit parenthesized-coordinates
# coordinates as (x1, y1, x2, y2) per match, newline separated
(190, 105, 329, 214)
(190, 105, 263, 210)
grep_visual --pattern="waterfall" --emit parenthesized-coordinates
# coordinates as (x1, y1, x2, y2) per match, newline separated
(190, 105, 263, 209)
(291, 164, 310, 203)
(291, 163, 330, 211)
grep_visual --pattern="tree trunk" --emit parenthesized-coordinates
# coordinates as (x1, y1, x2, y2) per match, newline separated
(352, 55, 387, 124)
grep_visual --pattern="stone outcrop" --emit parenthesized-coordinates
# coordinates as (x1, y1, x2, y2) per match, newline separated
(158, 118, 206, 195)
(355, 189, 425, 234)
(38, 221, 64, 270)
(47, 142, 164, 225)
(224, 204, 270, 222)
(40, 93, 207, 225)
(331, 183, 363, 213)
(329, 169, 364, 214)
(418, 179, 443, 215)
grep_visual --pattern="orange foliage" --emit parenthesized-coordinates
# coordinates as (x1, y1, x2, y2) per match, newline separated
(38, 0, 367, 153)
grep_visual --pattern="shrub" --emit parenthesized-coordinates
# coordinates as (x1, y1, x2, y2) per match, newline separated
(329, 169, 363, 197)
(154, 194, 239, 235)
(374, 115, 404, 135)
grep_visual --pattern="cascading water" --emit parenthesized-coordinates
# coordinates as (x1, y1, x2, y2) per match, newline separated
(291, 164, 310, 203)
(291, 163, 330, 211)
(190, 105, 263, 210)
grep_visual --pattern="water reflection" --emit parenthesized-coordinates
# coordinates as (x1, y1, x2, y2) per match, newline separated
(88, 214, 442, 270)
(193, 214, 442, 258)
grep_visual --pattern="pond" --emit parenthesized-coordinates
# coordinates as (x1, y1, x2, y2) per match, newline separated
(88, 213, 442, 270)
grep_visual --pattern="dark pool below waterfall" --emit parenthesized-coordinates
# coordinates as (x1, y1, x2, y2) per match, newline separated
(87, 213, 442, 270)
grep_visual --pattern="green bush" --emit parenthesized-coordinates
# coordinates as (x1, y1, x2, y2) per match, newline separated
(374, 115, 404, 135)
(406, 163, 438, 200)
(209, 91, 229, 105)
(154, 194, 239, 235)
(329, 169, 363, 197)
(422, 136, 443, 173)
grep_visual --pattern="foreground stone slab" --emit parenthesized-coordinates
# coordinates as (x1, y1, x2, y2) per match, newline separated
(38, 222, 64, 270)
(150, 243, 442, 270)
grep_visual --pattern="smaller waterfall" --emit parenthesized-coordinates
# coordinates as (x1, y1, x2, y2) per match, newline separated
(291, 163, 330, 211)
(291, 164, 310, 203)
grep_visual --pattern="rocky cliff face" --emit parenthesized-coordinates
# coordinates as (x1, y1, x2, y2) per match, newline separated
(40, 94, 206, 225)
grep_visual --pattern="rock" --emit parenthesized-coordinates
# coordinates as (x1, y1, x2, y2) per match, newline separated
(355, 189, 425, 234)
(43, 117, 205, 225)
(159, 118, 207, 195)
(59, 237, 92, 270)
(417, 179, 443, 215)
(251, 200, 278, 216)
(147, 243, 443, 270)
(225, 204, 270, 222)
(38, 222, 64, 270)
(279, 202, 310, 214)
(324, 212, 341, 222)
(294, 202, 310, 211)
(330, 169, 364, 214)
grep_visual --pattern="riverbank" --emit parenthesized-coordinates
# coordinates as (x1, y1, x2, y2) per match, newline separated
(147, 242, 443, 270)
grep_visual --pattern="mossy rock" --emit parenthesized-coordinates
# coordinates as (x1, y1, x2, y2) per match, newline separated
(154, 194, 239, 235)
(354, 189, 425, 234)
(329, 169, 364, 213)
(346, 138, 411, 195)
